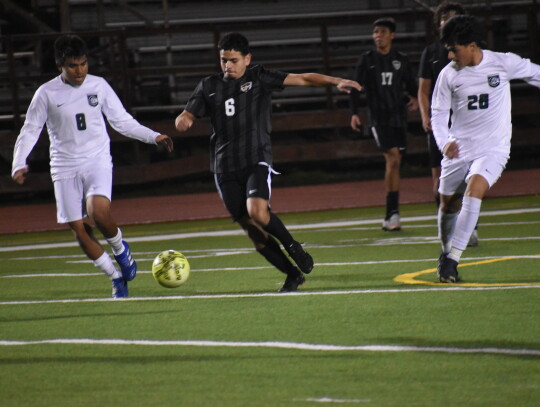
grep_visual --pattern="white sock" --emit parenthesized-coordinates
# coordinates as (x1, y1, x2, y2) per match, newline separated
(447, 247, 464, 263)
(93, 251, 122, 280)
(438, 209, 458, 254)
(452, 196, 482, 253)
(106, 228, 125, 256)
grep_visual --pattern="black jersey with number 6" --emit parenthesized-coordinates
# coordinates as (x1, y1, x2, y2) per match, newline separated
(350, 49, 417, 127)
(184, 65, 287, 173)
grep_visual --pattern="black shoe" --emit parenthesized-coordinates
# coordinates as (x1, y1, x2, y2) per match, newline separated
(436, 252, 446, 276)
(279, 272, 305, 293)
(437, 254, 460, 283)
(286, 241, 314, 274)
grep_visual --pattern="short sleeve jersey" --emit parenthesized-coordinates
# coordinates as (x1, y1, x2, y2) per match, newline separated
(350, 49, 418, 127)
(418, 41, 450, 95)
(12, 74, 158, 180)
(431, 50, 540, 160)
(184, 65, 287, 173)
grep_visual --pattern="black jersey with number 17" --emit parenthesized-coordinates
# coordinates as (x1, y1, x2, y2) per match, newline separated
(350, 49, 417, 127)
(184, 65, 287, 173)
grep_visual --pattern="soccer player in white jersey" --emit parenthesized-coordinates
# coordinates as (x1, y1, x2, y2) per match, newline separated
(11, 35, 173, 298)
(431, 15, 540, 282)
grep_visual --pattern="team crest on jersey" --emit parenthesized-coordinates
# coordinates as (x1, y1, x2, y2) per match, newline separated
(87, 94, 99, 107)
(488, 75, 500, 88)
(392, 60, 401, 70)
(240, 82, 252, 93)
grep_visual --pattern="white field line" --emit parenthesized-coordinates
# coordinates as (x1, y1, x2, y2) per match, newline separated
(7, 237, 540, 263)
(300, 397, 371, 403)
(2, 207, 539, 253)
(0, 338, 538, 357)
(3, 255, 539, 279)
(1, 284, 539, 306)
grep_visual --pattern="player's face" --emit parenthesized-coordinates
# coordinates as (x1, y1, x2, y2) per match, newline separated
(220, 50, 251, 79)
(372, 26, 395, 52)
(58, 56, 88, 86)
(446, 43, 476, 67)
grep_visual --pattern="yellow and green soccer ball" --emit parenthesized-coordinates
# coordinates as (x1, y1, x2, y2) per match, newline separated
(151, 250, 190, 288)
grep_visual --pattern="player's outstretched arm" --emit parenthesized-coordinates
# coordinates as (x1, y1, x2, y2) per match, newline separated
(155, 135, 174, 152)
(175, 111, 196, 133)
(284, 73, 362, 93)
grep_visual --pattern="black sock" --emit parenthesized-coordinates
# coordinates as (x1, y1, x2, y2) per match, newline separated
(256, 236, 298, 276)
(386, 191, 399, 219)
(262, 212, 294, 247)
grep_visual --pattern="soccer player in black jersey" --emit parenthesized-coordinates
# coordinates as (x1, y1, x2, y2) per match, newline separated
(417, 2, 478, 247)
(350, 18, 418, 231)
(175, 32, 361, 292)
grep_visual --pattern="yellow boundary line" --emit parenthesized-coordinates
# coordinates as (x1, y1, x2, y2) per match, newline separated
(394, 257, 540, 287)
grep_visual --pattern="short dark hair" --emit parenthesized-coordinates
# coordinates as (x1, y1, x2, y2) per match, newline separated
(54, 35, 88, 65)
(218, 32, 250, 55)
(441, 15, 486, 48)
(434, 2, 466, 27)
(373, 17, 396, 33)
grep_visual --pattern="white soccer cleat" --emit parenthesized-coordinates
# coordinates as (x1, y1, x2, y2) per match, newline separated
(467, 229, 479, 247)
(382, 213, 401, 231)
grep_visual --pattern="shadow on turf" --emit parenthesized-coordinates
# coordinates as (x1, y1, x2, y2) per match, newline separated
(1, 310, 174, 323)
(381, 337, 540, 357)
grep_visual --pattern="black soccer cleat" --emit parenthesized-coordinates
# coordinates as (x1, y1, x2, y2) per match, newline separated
(279, 272, 305, 293)
(437, 254, 460, 283)
(286, 241, 314, 274)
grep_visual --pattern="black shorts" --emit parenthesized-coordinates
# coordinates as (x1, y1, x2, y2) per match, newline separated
(370, 126, 407, 153)
(427, 131, 443, 169)
(214, 163, 273, 222)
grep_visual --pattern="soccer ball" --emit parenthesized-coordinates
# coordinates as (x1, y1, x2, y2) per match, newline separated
(151, 250, 190, 288)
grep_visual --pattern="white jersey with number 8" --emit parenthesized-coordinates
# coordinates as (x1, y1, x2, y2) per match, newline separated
(12, 74, 159, 181)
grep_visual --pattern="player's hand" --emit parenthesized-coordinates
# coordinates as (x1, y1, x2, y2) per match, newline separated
(350, 114, 362, 132)
(12, 167, 29, 185)
(407, 96, 419, 112)
(422, 116, 432, 132)
(156, 135, 174, 152)
(337, 79, 362, 94)
(442, 141, 459, 159)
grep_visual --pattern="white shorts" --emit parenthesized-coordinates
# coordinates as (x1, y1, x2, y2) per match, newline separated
(53, 166, 112, 223)
(438, 153, 507, 196)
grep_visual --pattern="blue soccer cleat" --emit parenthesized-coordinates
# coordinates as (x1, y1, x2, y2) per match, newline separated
(114, 241, 137, 281)
(112, 277, 128, 298)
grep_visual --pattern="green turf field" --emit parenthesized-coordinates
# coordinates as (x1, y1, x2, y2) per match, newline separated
(1, 196, 539, 406)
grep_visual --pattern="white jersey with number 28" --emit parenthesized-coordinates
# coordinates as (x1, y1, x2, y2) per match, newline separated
(431, 50, 540, 161)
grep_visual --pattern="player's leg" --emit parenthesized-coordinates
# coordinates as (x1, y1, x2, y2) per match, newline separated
(438, 154, 507, 282)
(374, 126, 404, 231)
(54, 176, 126, 297)
(446, 175, 488, 259)
(430, 131, 479, 247)
(383, 146, 401, 218)
(436, 157, 468, 282)
(238, 216, 304, 292)
(83, 167, 137, 281)
(438, 192, 463, 254)
(215, 169, 304, 292)
(246, 164, 314, 274)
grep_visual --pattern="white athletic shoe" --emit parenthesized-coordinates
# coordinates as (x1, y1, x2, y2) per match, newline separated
(467, 229, 479, 247)
(382, 213, 401, 231)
